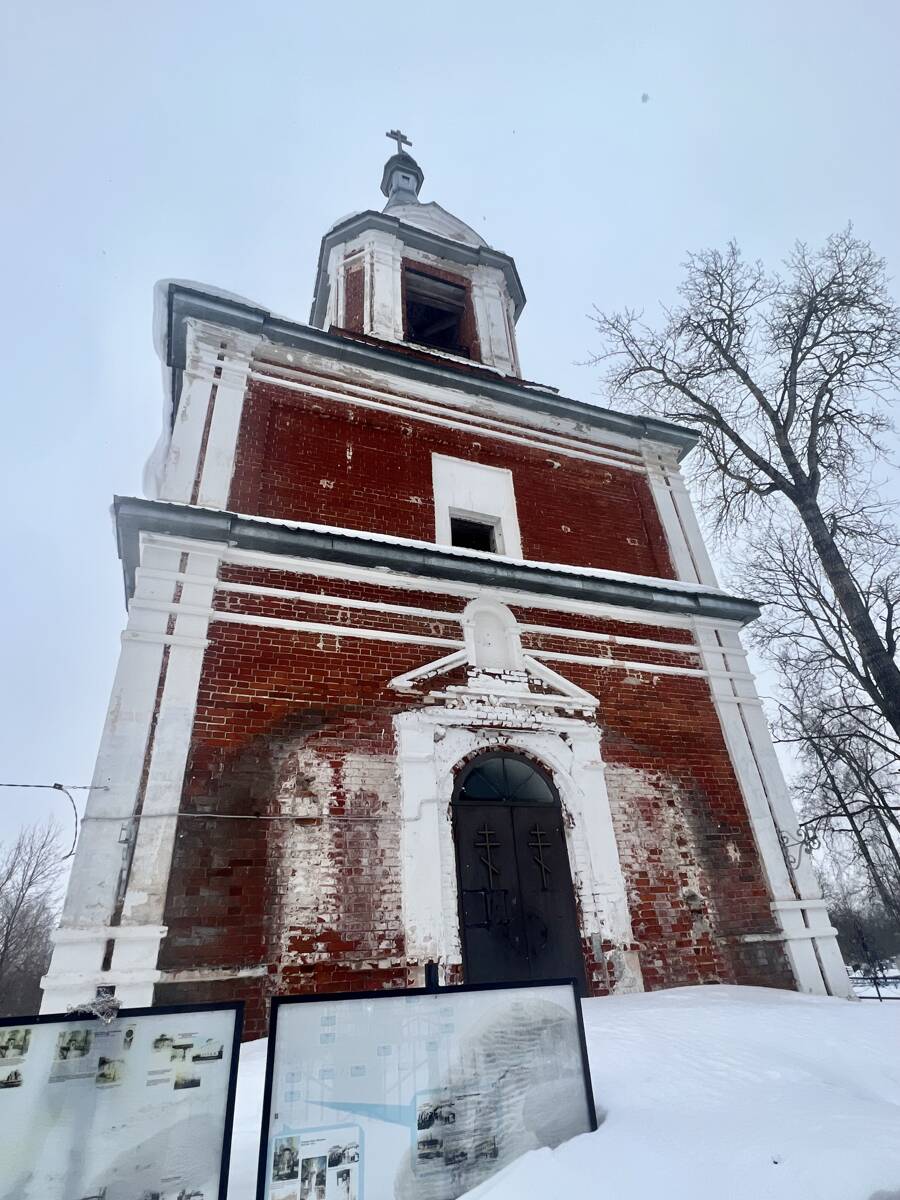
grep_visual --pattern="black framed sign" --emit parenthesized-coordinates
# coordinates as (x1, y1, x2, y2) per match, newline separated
(257, 979, 596, 1200)
(0, 999, 243, 1200)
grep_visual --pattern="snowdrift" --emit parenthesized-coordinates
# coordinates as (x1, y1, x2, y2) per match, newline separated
(227, 985, 900, 1200)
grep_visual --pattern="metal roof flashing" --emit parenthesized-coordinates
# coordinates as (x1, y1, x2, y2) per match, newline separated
(114, 497, 759, 627)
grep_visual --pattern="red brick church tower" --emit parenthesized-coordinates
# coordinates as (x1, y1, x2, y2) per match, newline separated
(43, 136, 850, 1031)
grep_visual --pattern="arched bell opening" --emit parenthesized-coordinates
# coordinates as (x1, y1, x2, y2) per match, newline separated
(451, 751, 587, 993)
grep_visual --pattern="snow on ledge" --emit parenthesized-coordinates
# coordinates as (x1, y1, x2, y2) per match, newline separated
(145, 499, 735, 602)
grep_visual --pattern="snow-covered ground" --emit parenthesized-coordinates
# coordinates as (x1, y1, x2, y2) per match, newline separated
(227, 985, 900, 1200)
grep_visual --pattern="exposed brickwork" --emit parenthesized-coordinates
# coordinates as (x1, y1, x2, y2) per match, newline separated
(155, 975, 274, 1043)
(343, 264, 364, 334)
(156, 566, 792, 1034)
(227, 379, 674, 578)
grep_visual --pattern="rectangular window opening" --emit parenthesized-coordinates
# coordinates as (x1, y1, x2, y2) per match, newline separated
(405, 270, 467, 356)
(451, 516, 498, 553)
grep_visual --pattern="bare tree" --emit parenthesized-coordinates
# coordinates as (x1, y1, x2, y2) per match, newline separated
(784, 690, 900, 922)
(590, 230, 900, 739)
(817, 866, 900, 977)
(734, 512, 900, 910)
(0, 822, 62, 1017)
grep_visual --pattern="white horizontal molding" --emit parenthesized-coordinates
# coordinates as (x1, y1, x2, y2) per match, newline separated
(138, 568, 706, 657)
(259, 355, 646, 467)
(130, 598, 728, 680)
(158, 965, 268, 983)
(258, 343, 651, 463)
(133, 532, 749, 635)
(41, 968, 163, 988)
(51, 924, 167, 945)
(712, 694, 765, 710)
(427, 690, 597, 712)
(771, 898, 830, 912)
(122, 630, 210, 650)
(741, 928, 838, 943)
(248, 365, 647, 475)
(223, 548, 718, 633)
(528, 648, 707, 679)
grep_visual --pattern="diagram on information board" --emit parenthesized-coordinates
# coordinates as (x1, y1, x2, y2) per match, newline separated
(261, 983, 594, 1200)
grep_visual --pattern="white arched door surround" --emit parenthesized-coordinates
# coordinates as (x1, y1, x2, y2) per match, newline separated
(393, 705, 643, 994)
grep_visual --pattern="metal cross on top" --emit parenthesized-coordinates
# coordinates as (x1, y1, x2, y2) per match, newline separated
(386, 128, 411, 155)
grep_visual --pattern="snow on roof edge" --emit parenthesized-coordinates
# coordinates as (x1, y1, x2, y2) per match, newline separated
(137, 498, 733, 601)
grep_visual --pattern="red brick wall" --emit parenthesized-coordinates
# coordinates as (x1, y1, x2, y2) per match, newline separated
(154, 565, 791, 1034)
(228, 379, 674, 578)
(343, 265, 364, 333)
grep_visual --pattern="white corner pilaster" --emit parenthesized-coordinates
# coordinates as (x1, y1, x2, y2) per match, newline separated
(694, 622, 851, 997)
(365, 230, 405, 342)
(644, 448, 719, 587)
(42, 537, 224, 1012)
(324, 244, 345, 328)
(117, 544, 222, 937)
(159, 319, 260, 508)
(471, 269, 518, 375)
(196, 329, 261, 508)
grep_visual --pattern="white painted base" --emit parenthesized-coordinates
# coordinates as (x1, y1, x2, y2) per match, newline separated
(40, 925, 166, 1013)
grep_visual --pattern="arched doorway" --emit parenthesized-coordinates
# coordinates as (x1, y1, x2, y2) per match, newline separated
(452, 752, 587, 992)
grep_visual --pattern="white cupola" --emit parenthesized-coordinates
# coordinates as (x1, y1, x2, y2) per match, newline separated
(310, 133, 525, 377)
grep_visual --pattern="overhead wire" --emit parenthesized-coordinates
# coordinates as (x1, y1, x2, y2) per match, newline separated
(0, 782, 103, 860)
(0, 784, 394, 848)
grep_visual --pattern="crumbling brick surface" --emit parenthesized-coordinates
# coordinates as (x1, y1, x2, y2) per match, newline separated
(155, 564, 792, 1035)
(343, 264, 365, 334)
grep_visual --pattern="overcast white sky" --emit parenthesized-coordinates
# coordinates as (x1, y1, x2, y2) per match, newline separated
(2, 0, 899, 851)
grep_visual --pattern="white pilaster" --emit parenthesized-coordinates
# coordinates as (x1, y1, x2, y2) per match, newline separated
(694, 622, 851, 996)
(325, 244, 344, 328)
(116, 546, 222, 940)
(366, 230, 405, 341)
(196, 329, 262, 508)
(159, 319, 260, 507)
(471, 269, 518, 375)
(643, 447, 719, 587)
(42, 538, 223, 1012)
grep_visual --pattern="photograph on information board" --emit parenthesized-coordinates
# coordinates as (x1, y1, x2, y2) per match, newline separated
(258, 980, 595, 1200)
(0, 1001, 242, 1200)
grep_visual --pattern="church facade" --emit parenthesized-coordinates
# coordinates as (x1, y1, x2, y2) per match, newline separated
(42, 143, 850, 1035)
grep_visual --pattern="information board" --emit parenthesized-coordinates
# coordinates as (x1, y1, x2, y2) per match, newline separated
(258, 980, 596, 1200)
(0, 1000, 242, 1200)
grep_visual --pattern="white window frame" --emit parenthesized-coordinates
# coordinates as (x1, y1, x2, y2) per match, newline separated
(432, 454, 522, 558)
(448, 509, 505, 554)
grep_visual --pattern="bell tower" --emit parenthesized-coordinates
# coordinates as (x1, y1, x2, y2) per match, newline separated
(310, 132, 524, 376)
(41, 132, 851, 1030)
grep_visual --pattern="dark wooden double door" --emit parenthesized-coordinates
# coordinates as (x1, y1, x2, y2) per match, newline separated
(452, 753, 586, 992)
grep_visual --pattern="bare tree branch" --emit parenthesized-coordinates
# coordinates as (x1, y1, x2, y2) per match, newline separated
(590, 227, 900, 740)
(0, 822, 62, 1017)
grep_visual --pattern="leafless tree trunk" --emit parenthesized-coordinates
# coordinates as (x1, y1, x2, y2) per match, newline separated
(591, 229, 900, 738)
(734, 511, 900, 911)
(591, 230, 900, 908)
(0, 822, 62, 1017)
